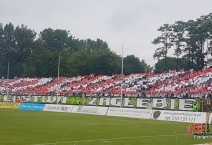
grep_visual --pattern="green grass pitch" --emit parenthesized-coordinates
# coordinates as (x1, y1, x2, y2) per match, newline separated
(0, 109, 212, 145)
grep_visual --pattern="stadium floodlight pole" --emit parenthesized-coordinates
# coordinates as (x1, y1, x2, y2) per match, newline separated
(57, 55, 60, 105)
(6, 62, 9, 101)
(120, 45, 124, 108)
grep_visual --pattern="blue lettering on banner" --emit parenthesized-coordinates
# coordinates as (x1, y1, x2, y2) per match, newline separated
(77, 106, 83, 112)
(18, 103, 45, 111)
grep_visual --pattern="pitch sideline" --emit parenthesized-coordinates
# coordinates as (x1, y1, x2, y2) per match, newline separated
(32, 133, 189, 145)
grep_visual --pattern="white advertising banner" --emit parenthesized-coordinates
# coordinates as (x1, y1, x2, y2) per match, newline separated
(106, 107, 153, 119)
(43, 104, 73, 113)
(150, 110, 206, 123)
(71, 105, 108, 116)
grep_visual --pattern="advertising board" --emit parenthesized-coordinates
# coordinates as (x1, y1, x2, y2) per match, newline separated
(0, 102, 20, 109)
(18, 103, 45, 111)
(43, 104, 73, 113)
(71, 105, 108, 115)
(150, 110, 206, 123)
(106, 107, 153, 119)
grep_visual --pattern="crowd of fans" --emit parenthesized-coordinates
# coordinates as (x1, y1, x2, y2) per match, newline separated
(0, 68, 212, 98)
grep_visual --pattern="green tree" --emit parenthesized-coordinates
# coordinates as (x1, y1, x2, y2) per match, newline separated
(123, 55, 144, 75)
(31, 38, 47, 53)
(23, 50, 59, 77)
(152, 24, 173, 72)
(207, 40, 212, 67)
(154, 57, 198, 73)
(66, 49, 91, 76)
(172, 21, 185, 70)
(141, 59, 153, 73)
(0, 23, 36, 78)
(81, 38, 109, 51)
(0, 23, 5, 78)
(40, 28, 69, 52)
(66, 49, 120, 76)
(182, 13, 212, 70)
(0, 23, 153, 78)
(90, 49, 120, 75)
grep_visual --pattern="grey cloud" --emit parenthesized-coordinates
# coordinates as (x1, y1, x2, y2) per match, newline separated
(1, 0, 212, 67)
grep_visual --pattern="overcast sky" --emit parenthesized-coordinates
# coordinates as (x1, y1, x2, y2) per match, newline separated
(1, 0, 212, 66)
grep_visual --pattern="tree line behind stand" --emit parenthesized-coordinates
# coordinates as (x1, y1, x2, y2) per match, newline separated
(1, 12, 212, 78)
(0, 23, 151, 78)
(152, 13, 212, 73)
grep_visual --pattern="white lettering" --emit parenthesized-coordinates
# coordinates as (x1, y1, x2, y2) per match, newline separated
(88, 97, 97, 105)
(32, 96, 40, 102)
(178, 99, 194, 111)
(170, 99, 175, 109)
(136, 98, 149, 108)
(152, 98, 167, 109)
(123, 98, 134, 107)
(110, 98, 121, 106)
(3, 95, 13, 102)
(99, 98, 110, 106)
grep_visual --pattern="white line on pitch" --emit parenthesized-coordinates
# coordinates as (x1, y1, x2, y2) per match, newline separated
(32, 133, 189, 145)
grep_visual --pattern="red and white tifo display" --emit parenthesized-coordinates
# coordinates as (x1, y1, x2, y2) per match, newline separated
(186, 123, 212, 139)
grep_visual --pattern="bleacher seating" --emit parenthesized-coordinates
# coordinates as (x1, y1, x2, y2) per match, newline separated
(0, 68, 212, 98)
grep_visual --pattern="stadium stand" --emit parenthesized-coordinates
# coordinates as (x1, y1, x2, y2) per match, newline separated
(0, 68, 212, 98)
